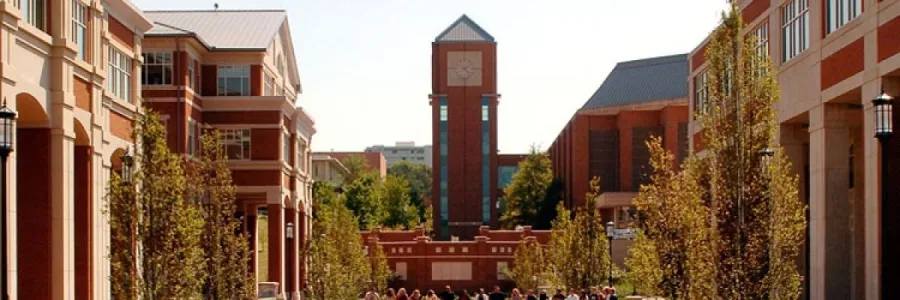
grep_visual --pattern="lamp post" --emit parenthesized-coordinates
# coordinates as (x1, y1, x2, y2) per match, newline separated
(121, 147, 134, 183)
(0, 98, 16, 300)
(286, 222, 294, 240)
(605, 221, 614, 287)
(873, 89, 893, 300)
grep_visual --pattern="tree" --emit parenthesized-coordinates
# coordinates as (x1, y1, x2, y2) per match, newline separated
(188, 129, 254, 299)
(369, 243, 393, 294)
(387, 161, 432, 220)
(545, 177, 611, 290)
(107, 112, 206, 299)
(381, 175, 419, 230)
(500, 146, 554, 229)
(506, 238, 544, 292)
(344, 173, 385, 230)
(343, 154, 373, 183)
(305, 191, 371, 300)
(628, 5, 807, 300)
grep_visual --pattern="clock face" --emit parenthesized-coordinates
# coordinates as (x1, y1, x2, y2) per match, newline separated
(454, 59, 475, 79)
(446, 51, 482, 87)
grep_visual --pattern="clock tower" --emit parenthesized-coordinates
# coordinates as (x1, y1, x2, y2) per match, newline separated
(430, 15, 498, 240)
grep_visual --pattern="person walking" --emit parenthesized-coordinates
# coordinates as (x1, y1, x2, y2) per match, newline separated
(474, 288, 489, 300)
(410, 289, 422, 300)
(539, 289, 549, 300)
(552, 288, 565, 300)
(459, 289, 471, 300)
(385, 288, 397, 300)
(606, 288, 618, 300)
(365, 287, 381, 300)
(565, 288, 579, 300)
(438, 286, 456, 300)
(488, 286, 508, 300)
(397, 288, 409, 300)
(510, 288, 522, 300)
(425, 290, 439, 300)
(525, 289, 538, 300)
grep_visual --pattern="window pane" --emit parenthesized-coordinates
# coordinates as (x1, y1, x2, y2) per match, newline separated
(242, 78, 250, 96)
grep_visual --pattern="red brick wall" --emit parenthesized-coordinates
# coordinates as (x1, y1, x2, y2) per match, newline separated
(233, 170, 281, 186)
(204, 111, 281, 125)
(821, 38, 865, 90)
(267, 205, 283, 288)
(878, 15, 900, 62)
(201, 65, 218, 96)
(108, 16, 134, 50)
(691, 43, 708, 71)
(741, 0, 770, 25)
(251, 128, 281, 160)
(17, 128, 51, 300)
(74, 76, 92, 112)
(110, 111, 134, 142)
(251, 65, 263, 96)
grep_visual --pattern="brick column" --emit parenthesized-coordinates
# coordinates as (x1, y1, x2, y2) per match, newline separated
(286, 208, 300, 299)
(808, 103, 852, 300)
(74, 146, 93, 300)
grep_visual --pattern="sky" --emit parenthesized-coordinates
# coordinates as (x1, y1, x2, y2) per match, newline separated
(132, 0, 729, 153)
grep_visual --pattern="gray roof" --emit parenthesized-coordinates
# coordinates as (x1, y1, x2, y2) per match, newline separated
(144, 10, 287, 50)
(580, 54, 689, 110)
(435, 14, 495, 43)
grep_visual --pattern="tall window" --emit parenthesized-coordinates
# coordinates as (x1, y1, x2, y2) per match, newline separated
(108, 48, 131, 102)
(826, 0, 861, 34)
(694, 72, 708, 117)
(188, 57, 196, 90)
(221, 129, 251, 160)
(188, 119, 198, 156)
(72, 0, 88, 61)
(217, 66, 250, 96)
(752, 21, 769, 58)
(21, 0, 46, 31)
(782, 0, 809, 62)
(297, 141, 307, 172)
(481, 98, 490, 225)
(439, 98, 449, 239)
(142, 52, 173, 85)
(440, 105, 448, 121)
(265, 76, 274, 96)
(283, 132, 291, 163)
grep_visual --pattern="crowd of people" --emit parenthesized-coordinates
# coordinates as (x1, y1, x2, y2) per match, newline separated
(364, 285, 621, 300)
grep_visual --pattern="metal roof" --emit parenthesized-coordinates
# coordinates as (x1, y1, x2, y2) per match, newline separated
(144, 10, 287, 50)
(434, 14, 495, 43)
(580, 54, 689, 110)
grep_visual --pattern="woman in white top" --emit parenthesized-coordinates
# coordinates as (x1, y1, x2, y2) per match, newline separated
(565, 288, 580, 300)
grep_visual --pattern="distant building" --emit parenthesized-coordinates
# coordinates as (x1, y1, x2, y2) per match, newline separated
(311, 154, 350, 186)
(365, 141, 433, 168)
(314, 151, 387, 179)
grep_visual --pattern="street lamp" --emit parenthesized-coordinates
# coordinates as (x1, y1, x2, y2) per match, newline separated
(873, 88, 893, 299)
(121, 147, 134, 184)
(286, 222, 294, 239)
(0, 98, 16, 300)
(605, 221, 614, 287)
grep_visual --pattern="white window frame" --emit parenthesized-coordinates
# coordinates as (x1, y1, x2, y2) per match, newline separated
(21, 0, 46, 31)
(481, 105, 488, 121)
(142, 52, 173, 85)
(221, 129, 251, 160)
(297, 141, 306, 172)
(265, 76, 275, 96)
(72, 0, 88, 61)
(188, 56, 196, 91)
(217, 65, 251, 96)
(826, 0, 862, 34)
(188, 119, 198, 156)
(440, 105, 448, 121)
(694, 72, 708, 116)
(752, 21, 769, 58)
(283, 131, 291, 163)
(781, 0, 809, 63)
(108, 47, 131, 102)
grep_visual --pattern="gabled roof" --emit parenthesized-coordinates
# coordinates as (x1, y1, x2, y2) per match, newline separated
(434, 14, 495, 43)
(144, 10, 287, 50)
(580, 54, 689, 110)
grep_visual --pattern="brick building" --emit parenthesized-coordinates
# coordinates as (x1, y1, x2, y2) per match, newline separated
(141, 10, 315, 299)
(313, 151, 387, 178)
(3, 0, 152, 298)
(688, 1, 900, 299)
(361, 226, 549, 292)
(548, 54, 691, 266)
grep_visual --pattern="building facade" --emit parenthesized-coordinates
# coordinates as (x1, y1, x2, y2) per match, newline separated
(549, 54, 691, 266)
(365, 141, 433, 168)
(430, 15, 502, 240)
(141, 9, 315, 299)
(314, 151, 387, 178)
(361, 226, 549, 292)
(4, 0, 153, 299)
(688, 0, 900, 299)
(311, 153, 350, 186)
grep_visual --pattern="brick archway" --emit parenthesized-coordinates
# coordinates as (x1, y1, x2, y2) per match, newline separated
(15, 92, 51, 299)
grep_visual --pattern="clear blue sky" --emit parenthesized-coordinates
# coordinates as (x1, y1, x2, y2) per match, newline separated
(132, 0, 728, 153)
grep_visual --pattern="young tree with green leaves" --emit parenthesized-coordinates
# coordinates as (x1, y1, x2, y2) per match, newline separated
(388, 161, 432, 220)
(381, 175, 419, 230)
(305, 191, 372, 300)
(500, 146, 554, 229)
(627, 5, 806, 300)
(506, 238, 545, 292)
(369, 243, 393, 294)
(107, 112, 206, 299)
(188, 129, 255, 299)
(342, 154, 374, 183)
(545, 177, 611, 290)
(344, 173, 386, 230)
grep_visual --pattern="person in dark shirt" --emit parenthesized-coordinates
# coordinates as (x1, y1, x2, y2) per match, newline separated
(488, 285, 507, 300)
(538, 289, 549, 300)
(607, 287, 619, 300)
(438, 286, 456, 300)
(552, 288, 565, 300)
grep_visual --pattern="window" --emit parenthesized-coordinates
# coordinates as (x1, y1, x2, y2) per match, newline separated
(481, 104, 488, 121)
(752, 21, 769, 58)
(481, 97, 490, 224)
(265, 76, 274, 96)
(21, 0, 46, 31)
(108, 48, 131, 102)
(440, 105, 448, 121)
(782, 0, 809, 62)
(395, 262, 408, 280)
(283, 132, 291, 163)
(694, 72, 708, 117)
(217, 66, 250, 96)
(439, 97, 449, 239)
(826, 0, 861, 34)
(188, 119, 198, 156)
(297, 141, 307, 172)
(221, 129, 251, 160)
(615, 206, 635, 229)
(188, 56, 196, 90)
(142, 52, 173, 85)
(72, 0, 88, 61)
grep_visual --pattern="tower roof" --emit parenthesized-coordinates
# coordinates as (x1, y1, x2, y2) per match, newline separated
(434, 14, 495, 43)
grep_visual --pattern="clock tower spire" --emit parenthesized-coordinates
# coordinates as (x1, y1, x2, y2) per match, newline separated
(430, 15, 498, 240)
